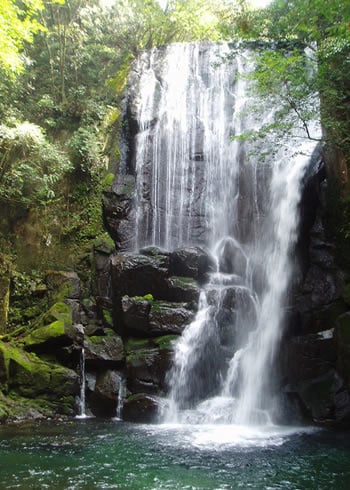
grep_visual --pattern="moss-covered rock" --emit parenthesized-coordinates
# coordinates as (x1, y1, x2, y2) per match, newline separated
(46, 271, 81, 301)
(121, 295, 151, 335)
(21, 320, 65, 347)
(19, 312, 83, 356)
(149, 301, 195, 335)
(102, 175, 136, 250)
(125, 335, 177, 395)
(0, 340, 78, 415)
(165, 276, 200, 303)
(152, 334, 178, 350)
(93, 234, 115, 255)
(85, 329, 124, 366)
(0, 390, 64, 421)
(42, 301, 73, 326)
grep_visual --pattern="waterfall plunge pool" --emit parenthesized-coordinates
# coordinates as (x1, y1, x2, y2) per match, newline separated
(1, 419, 350, 489)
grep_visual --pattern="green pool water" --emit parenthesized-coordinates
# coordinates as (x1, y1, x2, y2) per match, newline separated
(0, 419, 350, 489)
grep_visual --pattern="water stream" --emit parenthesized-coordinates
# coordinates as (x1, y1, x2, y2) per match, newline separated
(76, 347, 87, 419)
(132, 42, 320, 427)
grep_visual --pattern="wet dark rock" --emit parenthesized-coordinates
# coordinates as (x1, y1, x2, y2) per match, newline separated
(285, 329, 336, 383)
(217, 238, 247, 277)
(297, 370, 350, 422)
(299, 265, 342, 309)
(125, 336, 177, 395)
(122, 296, 151, 334)
(102, 175, 136, 251)
(88, 370, 121, 417)
(289, 300, 348, 337)
(283, 328, 350, 423)
(140, 246, 169, 257)
(121, 296, 194, 336)
(335, 312, 350, 390)
(84, 329, 124, 367)
(95, 297, 114, 329)
(93, 250, 112, 300)
(169, 247, 215, 281)
(149, 301, 195, 335)
(165, 276, 200, 303)
(111, 253, 168, 298)
(122, 393, 160, 423)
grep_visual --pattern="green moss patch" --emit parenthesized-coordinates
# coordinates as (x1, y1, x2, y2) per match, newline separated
(0, 340, 78, 403)
(153, 335, 178, 350)
(44, 302, 73, 326)
(20, 320, 65, 348)
(125, 338, 151, 352)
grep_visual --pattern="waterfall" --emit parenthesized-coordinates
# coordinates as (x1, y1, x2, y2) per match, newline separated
(133, 43, 255, 250)
(130, 43, 320, 425)
(116, 374, 126, 420)
(76, 347, 87, 419)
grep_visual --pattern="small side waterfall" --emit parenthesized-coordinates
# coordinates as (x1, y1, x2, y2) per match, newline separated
(130, 42, 320, 426)
(76, 347, 87, 419)
(116, 374, 126, 420)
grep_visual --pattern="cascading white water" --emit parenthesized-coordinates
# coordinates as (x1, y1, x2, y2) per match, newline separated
(116, 374, 126, 420)
(134, 43, 254, 250)
(132, 42, 320, 426)
(76, 347, 87, 419)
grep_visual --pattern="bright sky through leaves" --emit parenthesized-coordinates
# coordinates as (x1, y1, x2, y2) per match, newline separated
(100, 0, 272, 10)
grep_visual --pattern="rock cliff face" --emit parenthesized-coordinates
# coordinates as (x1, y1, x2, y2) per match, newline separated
(280, 156, 350, 425)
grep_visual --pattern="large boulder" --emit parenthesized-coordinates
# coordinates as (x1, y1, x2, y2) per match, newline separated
(125, 336, 177, 395)
(164, 276, 200, 303)
(84, 329, 124, 367)
(121, 296, 151, 333)
(169, 247, 215, 281)
(111, 253, 168, 298)
(216, 237, 248, 277)
(87, 369, 122, 417)
(20, 302, 84, 367)
(149, 301, 195, 335)
(46, 271, 81, 300)
(121, 296, 194, 336)
(21, 320, 83, 351)
(0, 341, 79, 415)
(122, 393, 161, 423)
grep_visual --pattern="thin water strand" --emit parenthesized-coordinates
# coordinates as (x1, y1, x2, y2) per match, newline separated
(76, 347, 87, 419)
